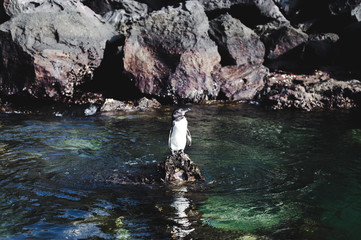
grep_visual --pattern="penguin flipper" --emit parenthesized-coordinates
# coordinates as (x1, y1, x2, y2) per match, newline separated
(186, 128, 192, 146)
(168, 124, 174, 149)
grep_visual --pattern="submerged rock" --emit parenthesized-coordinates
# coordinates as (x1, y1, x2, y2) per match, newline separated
(158, 153, 203, 183)
(85, 152, 204, 185)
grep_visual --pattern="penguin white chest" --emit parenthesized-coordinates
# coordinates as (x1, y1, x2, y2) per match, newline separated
(170, 118, 188, 151)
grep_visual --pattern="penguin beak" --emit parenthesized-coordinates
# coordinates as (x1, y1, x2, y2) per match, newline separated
(183, 108, 191, 114)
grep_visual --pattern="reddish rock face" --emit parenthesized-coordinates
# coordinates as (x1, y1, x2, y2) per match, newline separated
(123, 1, 222, 103)
(168, 40, 221, 102)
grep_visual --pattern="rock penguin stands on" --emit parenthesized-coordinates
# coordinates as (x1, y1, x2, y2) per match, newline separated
(168, 108, 192, 155)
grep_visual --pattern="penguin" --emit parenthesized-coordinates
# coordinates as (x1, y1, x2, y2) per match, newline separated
(168, 108, 192, 155)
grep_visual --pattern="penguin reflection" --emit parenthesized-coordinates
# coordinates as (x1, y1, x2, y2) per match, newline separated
(171, 186, 194, 238)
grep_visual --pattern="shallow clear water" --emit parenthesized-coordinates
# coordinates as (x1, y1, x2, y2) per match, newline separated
(1, 104, 361, 239)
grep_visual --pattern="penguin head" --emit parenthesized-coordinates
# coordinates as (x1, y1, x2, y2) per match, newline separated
(172, 108, 191, 120)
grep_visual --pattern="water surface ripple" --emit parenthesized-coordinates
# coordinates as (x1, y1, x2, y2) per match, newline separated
(1, 105, 361, 239)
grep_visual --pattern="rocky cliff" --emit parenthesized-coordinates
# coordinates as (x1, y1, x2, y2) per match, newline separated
(1, 0, 361, 111)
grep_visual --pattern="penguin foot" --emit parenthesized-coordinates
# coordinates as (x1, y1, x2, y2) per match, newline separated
(171, 150, 184, 156)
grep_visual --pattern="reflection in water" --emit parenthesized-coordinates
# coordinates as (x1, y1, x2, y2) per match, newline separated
(170, 186, 194, 238)
(1, 105, 361, 239)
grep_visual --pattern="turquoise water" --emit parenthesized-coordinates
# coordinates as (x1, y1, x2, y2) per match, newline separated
(1, 104, 361, 239)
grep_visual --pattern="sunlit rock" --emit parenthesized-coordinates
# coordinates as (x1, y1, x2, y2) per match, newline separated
(209, 13, 265, 66)
(100, 97, 160, 112)
(84, 104, 98, 116)
(123, 1, 221, 103)
(0, 0, 116, 103)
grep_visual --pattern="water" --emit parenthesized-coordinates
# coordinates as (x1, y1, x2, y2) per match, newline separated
(1, 104, 361, 239)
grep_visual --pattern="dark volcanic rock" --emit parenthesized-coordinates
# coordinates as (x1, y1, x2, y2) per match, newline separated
(302, 33, 339, 67)
(81, 0, 115, 15)
(82, 0, 181, 14)
(274, 0, 358, 33)
(260, 24, 308, 60)
(123, 1, 221, 103)
(158, 153, 203, 183)
(259, 71, 361, 110)
(209, 13, 265, 66)
(199, 0, 289, 24)
(0, 0, 116, 103)
(1, 0, 360, 110)
(336, 22, 361, 78)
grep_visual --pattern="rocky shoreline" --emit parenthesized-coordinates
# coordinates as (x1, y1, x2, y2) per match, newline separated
(1, 0, 361, 113)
